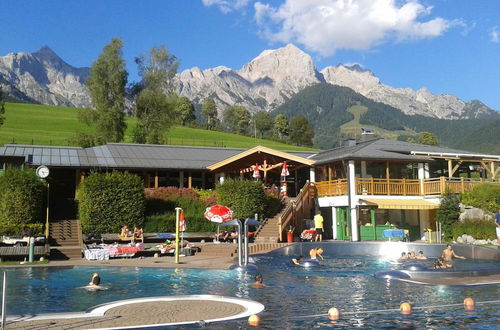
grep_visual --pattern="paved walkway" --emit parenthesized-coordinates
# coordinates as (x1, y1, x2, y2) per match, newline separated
(2, 253, 235, 270)
(7, 296, 264, 329)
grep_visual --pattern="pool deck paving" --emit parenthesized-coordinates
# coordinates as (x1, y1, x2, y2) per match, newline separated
(7, 299, 250, 329)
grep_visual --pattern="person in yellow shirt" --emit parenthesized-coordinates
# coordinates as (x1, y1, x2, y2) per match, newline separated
(314, 211, 324, 242)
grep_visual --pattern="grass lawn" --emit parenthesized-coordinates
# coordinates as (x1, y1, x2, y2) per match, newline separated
(0, 103, 317, 151)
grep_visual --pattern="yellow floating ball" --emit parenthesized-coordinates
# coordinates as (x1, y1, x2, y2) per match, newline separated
(248, 314, 260, 326)
(464, 297, 475, 310)
(328, 307, 340, 320)
(400, 302, 412, 315)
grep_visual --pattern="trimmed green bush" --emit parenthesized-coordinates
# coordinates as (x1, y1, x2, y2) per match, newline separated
(0, 222, 44, 237)
(143, 187, 218, 233)
(78, 172, 145, 234)
(461, 183, 500, 213)
(436, 191, 461, 242)
(0, 167, 45, 225)
(216, 179, 267, 219)
(452, 219, 496, 240)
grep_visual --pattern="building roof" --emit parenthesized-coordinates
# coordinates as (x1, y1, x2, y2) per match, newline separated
(311, 138, 498, 165)
(206, 145, 315, 171)
(0, 143, 316, 170)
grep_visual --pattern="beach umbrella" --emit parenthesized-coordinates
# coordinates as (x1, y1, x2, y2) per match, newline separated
(179, 210, 186, 247)
(281, 161, 289, 178)
(252, 163, 261, 180)
(204, 205, 234, 223)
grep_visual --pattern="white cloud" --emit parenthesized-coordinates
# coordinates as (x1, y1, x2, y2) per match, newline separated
(489, 26, 500, 43)
(253, 0, 455, 56)
(202, 0, 251, 14)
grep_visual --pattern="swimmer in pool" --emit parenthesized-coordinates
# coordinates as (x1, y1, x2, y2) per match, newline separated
(251, 274, 268, 288)
(89, 273, 101, 286)
(399, 252, 408, 260)
(416, 251, 427, 260)
(441, 244, 465, 267)
(292, 256, 303, 265)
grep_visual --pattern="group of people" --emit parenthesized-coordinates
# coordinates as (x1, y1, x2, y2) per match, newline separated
(399, 244, 465, 269)
(434, 244, 465, 269)
(399, 250, 427, 260)
(120, 225, 143, 243)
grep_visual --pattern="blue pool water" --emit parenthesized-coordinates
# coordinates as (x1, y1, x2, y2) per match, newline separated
(2, 255, 500, 328)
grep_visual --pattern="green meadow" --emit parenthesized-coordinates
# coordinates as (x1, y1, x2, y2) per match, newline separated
(0, 102, 317, 151)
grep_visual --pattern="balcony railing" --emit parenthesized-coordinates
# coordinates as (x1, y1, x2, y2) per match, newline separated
(315, 177, 496, 197)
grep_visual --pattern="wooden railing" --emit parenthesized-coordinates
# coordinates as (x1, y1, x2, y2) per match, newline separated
(315, 179, 348, 197)
(277, 182, 315, 242)
(315, 177, 497, 197)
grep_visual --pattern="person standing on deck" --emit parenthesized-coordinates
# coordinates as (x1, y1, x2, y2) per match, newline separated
(314, 211, 324, 242)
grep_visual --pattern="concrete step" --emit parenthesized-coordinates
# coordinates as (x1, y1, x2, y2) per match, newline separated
(50, 246, 82, 260)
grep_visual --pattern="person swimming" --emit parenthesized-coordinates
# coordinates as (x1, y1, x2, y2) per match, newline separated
(292, 256, 303, 265)
(251, 274, 268, 287)
(89, 273, 101, 286)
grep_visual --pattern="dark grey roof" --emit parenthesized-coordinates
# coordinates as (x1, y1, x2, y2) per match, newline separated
(311, 138, 492, 165)
(0, 143, 247, 170)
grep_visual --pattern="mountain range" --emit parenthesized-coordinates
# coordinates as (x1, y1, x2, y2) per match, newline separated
(0, 44, 499, 153)
(1, 44, 498, 121)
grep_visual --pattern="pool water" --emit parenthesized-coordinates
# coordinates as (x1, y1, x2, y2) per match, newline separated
(2, 255, 500, 328)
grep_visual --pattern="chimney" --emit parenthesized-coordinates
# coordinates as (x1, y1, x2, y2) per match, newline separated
(360, 128, 375, 142)
(344, 139, 357, 147)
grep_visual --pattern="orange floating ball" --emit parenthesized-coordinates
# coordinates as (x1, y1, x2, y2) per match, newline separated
(328, 307, 340, 320)
(248, 314, 260, 326)
(464, 297, 475, 310)
(400, 302, 412, 315)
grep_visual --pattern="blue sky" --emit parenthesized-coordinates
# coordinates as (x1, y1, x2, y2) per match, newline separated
(1, 0, 499, 110)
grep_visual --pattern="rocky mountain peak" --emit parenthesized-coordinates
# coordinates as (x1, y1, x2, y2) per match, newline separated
(238, 43, 318, 84)
(0, 47, 91, 108)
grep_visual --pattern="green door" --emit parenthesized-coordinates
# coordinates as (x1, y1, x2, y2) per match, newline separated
(336, 207, 350, 240)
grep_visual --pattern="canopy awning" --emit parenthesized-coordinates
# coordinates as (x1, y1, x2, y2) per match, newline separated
(360, 198, 439, 210)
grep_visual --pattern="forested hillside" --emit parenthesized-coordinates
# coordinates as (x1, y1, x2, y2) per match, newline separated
(273, 83, 500, 153)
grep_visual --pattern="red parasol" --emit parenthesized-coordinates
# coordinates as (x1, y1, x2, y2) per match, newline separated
(281, 161, 289, 177)
(204, 205, 234, 223)
(252, 163, 261, 179)
(179, 210, 186, 232)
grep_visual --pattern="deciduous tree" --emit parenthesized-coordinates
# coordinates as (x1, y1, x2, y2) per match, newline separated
(133, 45, 179, 144)
(289, 115, 314, 147)
(418, 131, 438, 146)
(85, 38, 128, 144)
(223, 105, 250, 134)
(273, 114, 289, 140)
(201, 98, 218, 129)
(0, 88, 5, 129)
(175, 96, 195, 126)
(254, 111, 272, 137)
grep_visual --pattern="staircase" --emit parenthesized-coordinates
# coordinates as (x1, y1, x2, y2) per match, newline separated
(254, 182, 316, 243)
(197, 243, 238, 258)
(49, 219, 83, 260)
(253, 213, 282, 244)
(249, 242, 291, 254)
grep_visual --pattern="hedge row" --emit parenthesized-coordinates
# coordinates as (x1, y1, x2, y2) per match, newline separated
(0, 167, 46, 224)
(77, 172, 145, 234)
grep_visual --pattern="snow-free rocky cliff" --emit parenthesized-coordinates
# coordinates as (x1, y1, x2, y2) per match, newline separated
(176, 44, 497, 119)
(0, 45, 496, 119)
(0, 46, 91, 108)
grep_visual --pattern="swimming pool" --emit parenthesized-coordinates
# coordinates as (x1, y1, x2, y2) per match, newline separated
(3, 248, 500, 328)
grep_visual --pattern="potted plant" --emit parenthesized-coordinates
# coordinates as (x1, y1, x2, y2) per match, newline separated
(287, 226, 294, 243)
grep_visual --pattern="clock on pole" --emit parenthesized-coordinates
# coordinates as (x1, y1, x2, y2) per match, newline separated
(36, 165, 50, 178)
